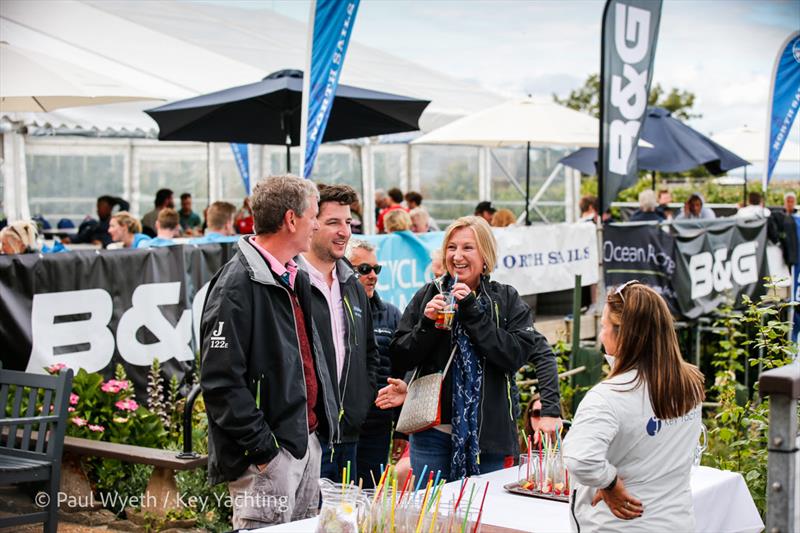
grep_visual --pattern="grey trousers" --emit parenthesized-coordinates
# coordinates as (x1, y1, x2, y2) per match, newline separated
(228, 433, 322, 529)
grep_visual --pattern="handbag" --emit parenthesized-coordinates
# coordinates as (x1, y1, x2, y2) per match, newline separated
(395, 346, 457, 435)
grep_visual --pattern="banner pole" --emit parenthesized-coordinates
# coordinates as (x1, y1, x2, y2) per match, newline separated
(525, 141, 531, 226)
(299, 0, 316, 179)
(598, 0, 610, 216)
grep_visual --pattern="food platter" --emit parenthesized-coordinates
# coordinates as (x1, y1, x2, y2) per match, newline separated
(502, 482, 570, 503)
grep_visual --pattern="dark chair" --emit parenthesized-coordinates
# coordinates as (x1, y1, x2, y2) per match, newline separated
(0, 367, 73, 533)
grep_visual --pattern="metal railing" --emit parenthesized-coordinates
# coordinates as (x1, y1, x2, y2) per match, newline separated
(759, 363, 800, 533)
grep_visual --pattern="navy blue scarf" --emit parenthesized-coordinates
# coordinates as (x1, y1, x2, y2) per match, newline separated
(450, 290, 487, 479)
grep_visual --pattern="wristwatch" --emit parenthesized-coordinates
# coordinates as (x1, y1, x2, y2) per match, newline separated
(604, 475, 618, 491)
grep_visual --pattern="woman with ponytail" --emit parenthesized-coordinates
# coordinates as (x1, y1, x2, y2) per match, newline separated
(564, 281, 705, 532)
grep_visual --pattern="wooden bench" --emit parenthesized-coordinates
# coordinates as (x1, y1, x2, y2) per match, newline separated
(61, 436, 207, 514)
(0, 367, 73, 533)
(23, 384, 207, 515)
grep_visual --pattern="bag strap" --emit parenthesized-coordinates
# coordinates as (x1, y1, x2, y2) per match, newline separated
(407, 344, 458, 385)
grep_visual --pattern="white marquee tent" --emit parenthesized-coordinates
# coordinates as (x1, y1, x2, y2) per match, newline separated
(0, 0, 503, 134)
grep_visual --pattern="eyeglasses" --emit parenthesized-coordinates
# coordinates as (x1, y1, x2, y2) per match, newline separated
(354, 263, 382, 276)
(614, 279, 640, 304)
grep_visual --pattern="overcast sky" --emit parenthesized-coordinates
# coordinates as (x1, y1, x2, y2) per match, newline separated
(215, 0, 799, 143)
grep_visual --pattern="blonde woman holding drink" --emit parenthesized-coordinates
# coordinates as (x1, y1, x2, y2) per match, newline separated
(385, 216, 561, 481)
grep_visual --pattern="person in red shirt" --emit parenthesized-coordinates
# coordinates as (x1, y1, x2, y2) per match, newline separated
(376, 187, 408, 233)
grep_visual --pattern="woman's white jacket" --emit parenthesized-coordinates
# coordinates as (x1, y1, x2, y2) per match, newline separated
(563, 369, 701, 533)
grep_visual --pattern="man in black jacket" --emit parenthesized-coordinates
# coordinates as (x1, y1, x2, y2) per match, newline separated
(200, 175, 339, 529)
(347, 239, 403, 487)
(299, 184, 379, 484)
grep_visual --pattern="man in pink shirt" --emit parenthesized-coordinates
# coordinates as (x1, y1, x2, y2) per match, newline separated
(299, 183, 379, 484)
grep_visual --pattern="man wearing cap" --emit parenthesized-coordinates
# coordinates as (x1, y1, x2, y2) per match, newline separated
(474, 201, 496, 224)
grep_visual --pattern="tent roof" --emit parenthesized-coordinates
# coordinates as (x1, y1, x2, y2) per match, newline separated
(0, 0, 502, 135)
(710, 126, 800, 163)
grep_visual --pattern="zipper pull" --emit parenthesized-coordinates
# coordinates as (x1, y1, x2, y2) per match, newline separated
(338, 407, 345, 423)
(255, 378, 261, 409)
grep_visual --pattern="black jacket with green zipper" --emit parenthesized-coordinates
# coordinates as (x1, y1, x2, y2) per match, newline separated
(298, 255, 380, 444)
(389, 274, 561, 457)
(200, 237, 340, 485)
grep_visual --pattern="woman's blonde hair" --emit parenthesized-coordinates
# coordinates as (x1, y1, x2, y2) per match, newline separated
(384, 209, 412, 233)
(1, 221, 38, 252)
(441, 216, 497, 274)
(491, 208, 516, 227)
(112, 211, 142, 235)
(606, 283, 705, 419)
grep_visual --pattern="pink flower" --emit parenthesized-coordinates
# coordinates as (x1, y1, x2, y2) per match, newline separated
(47, 363, 67, 374)
(101, 379, 131, 394)
(115, 399, 139, 411)
(88, 424, 104, 433)
(68, 407, 75, 412)
(69, 393, 79, 405)
(71, 417, 87, 427)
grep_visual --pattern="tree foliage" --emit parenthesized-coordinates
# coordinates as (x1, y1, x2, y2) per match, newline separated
(553, 73, 700, 120)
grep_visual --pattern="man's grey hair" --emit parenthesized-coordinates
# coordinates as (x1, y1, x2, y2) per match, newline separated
(638, 189, 658, 212)
(409, 207, 430, 224)
(346, 239, 376, 260)
(250, 175, 319, 235)
(785, 192, 796, 200)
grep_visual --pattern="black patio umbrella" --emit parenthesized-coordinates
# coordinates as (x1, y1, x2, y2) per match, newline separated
(559, 107, 750, 182)
(145, 69, 430, 172)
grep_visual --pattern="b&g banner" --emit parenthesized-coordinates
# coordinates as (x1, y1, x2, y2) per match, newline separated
(0, 244, 233, 392)
(599, 0, 662, 212)
(605, 219, 768, 319)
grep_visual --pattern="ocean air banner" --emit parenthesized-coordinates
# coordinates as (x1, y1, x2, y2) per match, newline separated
(603, 222, 677, 311)
(300, 0, 360, 178)
(672, 218, 768, 319)
(764, 31, 800, 188)
(0, 245, 233, 392)
(599, 0, 662, 212)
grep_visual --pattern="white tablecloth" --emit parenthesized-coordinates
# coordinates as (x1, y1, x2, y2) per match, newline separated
(256, 466, 763, 533)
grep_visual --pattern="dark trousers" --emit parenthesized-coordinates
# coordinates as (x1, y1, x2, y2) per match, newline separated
(319, 441, 358, 483)
(357, 432, 392, 488)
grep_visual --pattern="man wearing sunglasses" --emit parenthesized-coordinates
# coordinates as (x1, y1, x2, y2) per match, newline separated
(347, 240, 405, 487)
(298, 184, 379, 485)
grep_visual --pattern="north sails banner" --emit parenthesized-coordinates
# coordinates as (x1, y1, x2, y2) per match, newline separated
(361, 223, 600, 311)
(672, 218, 768, 319)
(599, 0, 662, 212)
(764, 31, 800, 188)
(230, 143, 251, 194)
(301, 0, 360, 178)
(603, 222, 677, 311)
(0, 244, 232, 396)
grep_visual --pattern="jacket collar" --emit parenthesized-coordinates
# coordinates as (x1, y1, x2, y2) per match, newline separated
(370, 290, 386, 310)
(295, 255, 356, 286)
(236, 236, 286, 287)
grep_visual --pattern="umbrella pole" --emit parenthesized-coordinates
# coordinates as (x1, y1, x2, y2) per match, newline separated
(525, 141, 531, 226)
(743, 166, 748, 205)
(651, 170, 656, 191)
(286, 143, 291, 174)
